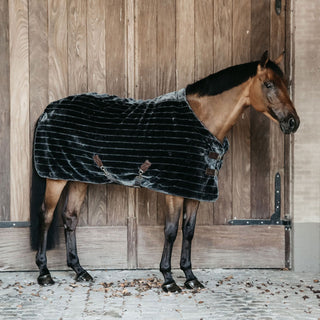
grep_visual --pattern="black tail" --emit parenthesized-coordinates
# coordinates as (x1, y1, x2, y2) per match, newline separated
(30, 157, 60, 251)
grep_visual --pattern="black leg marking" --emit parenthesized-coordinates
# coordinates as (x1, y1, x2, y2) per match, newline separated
(160, 195, 183, 293)
(180, 199, 204, 290)
(63, 182, 93, 283)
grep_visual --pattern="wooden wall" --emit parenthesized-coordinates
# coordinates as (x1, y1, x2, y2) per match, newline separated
(0, 0, 290, 270)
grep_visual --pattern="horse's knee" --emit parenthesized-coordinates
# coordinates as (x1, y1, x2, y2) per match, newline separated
(182, 223, 195, 241)
(164, 223, 178, 243)
(62, 209, 78, 231)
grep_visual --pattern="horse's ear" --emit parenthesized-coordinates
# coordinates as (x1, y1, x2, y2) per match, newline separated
(259, 50, 269, 68)
(274, 51, 285, 65)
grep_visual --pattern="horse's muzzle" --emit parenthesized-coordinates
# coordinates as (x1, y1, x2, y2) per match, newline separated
(280, 115, 300, 134)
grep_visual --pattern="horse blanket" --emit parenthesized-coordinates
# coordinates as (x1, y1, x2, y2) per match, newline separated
(34, 89, 229, 202)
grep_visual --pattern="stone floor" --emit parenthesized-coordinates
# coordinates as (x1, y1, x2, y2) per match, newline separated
(0, 269, 319, 319)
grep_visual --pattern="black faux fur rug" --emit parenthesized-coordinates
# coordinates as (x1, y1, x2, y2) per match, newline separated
(34, 89, 229, 202)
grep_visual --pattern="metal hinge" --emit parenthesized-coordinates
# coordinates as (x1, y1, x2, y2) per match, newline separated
(228, 172, 291, 229)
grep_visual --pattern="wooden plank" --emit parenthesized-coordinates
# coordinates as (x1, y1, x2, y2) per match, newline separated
(250, 0, 271, 219)
(156, 0, 176, 225)
(135, 0, 157, 99)
(0, 0, 10, 221)
(104, 0, 128, 227)
(9, 0, 30, 221)
(213, 0, 233, 225)
(68, 0, 87, 95)
(48, 0, 69, 226)
(176, 0, 194, 89)
(270, 0, 286, 218)
(48, 0, 68, 102)
(135, 0, 158, 226)
(283, 0, 292, 219)
(106, 0, 126, 97)
(87, 0, 107, 226)
(87, 0, 106, 94)
(67, 0, 89, 224)
(29, 0, 48, 132)
(231, 0, 251, 220)
(106, 185, 128, 226)
(126, 0, 137, 268)
(0, 227, 127, 271)
(194, 0, 215, 226)
(194, 0, 214, 81)
(157, 0, 176, 95)
(138, 225, 285, 269)
(213, 0, 232, 72)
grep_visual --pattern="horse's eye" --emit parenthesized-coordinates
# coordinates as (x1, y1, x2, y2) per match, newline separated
(264, 81, 273, 89)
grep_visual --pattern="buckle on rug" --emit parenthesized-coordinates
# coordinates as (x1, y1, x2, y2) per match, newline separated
(205, 168, 218, 177)
(93, 154, 116, 182)
(208, 151, 223, 160)
(134, 160, 152, 187)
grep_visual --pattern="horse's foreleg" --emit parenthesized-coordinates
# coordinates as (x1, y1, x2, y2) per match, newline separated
(36, 179, 67, 285)
(160, 195, 183, 293)
(180, 199, 204, 289)
(62, 182, 92, 282)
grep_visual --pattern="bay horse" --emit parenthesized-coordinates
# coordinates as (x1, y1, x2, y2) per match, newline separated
(30, 51, 299, 292)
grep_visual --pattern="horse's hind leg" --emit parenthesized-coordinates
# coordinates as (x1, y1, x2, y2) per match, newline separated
(160, 195, 183, 293)
(180, 199, 204, 289)
(36, 179, 67, 285)
(62, 181, 93, 282)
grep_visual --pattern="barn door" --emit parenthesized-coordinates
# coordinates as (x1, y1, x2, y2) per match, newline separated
(135, 0, 291, 269)
(0, 0, 291, 271)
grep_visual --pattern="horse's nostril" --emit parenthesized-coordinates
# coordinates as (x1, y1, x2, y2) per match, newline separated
(289, 117, 296, 129)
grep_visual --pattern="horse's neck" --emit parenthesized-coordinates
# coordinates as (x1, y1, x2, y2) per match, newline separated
(186, 79, 252, 142)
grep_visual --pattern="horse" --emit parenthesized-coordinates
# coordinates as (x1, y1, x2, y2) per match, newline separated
(30, 51, 299, 292)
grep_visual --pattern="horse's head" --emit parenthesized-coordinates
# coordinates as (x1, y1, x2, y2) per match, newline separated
(249, 51, 300, 134)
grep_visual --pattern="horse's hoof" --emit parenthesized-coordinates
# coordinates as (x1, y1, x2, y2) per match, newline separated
(37, 273, 55, 286)
(184, 278, 205, 290)
(162, 281, 182, 293)
(76, 270, 94, 282)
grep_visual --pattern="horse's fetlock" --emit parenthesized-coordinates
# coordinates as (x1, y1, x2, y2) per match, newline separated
(160, 264, 171, 274)
(180, 263, 192, 272)
(36, 255, 47, 268)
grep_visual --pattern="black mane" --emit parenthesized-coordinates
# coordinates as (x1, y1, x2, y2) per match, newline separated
(186, 60, 284, 97)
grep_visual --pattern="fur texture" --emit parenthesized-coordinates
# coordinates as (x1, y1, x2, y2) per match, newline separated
(34, 89, 229, 202)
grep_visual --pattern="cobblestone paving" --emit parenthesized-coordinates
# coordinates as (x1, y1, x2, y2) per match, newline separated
(0, 269, 319, 319)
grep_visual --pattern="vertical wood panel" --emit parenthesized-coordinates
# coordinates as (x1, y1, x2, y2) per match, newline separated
(157, 0, 176, 95)
(213, 0, 233, 224)
(213, 0, 232, 72)
(270, 0, 285, 217)
(48, 0, 68, 225)
(284, 0, 292, 218)
(29, 0, 48, 130)
(87, 0, 106, 94)
(156, 0, 176, 225)
(250, 0, 271, 219)
(86, 0, 107, 226)
(176, 0, 195, 89)
(68, 0, 87, 95)
(135, 0, 158, 226)
(67, 0, 89, 224)
(126, 0, 137, 268)
(9, 0, 30, 221)
(194, 0, 215, 225)
(0, 0, 10, 221)
(48, 0, 68, 102)
(106, 0, 126, 97)
(231, 0, 251, 220)
(105, 0, 128, 226)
